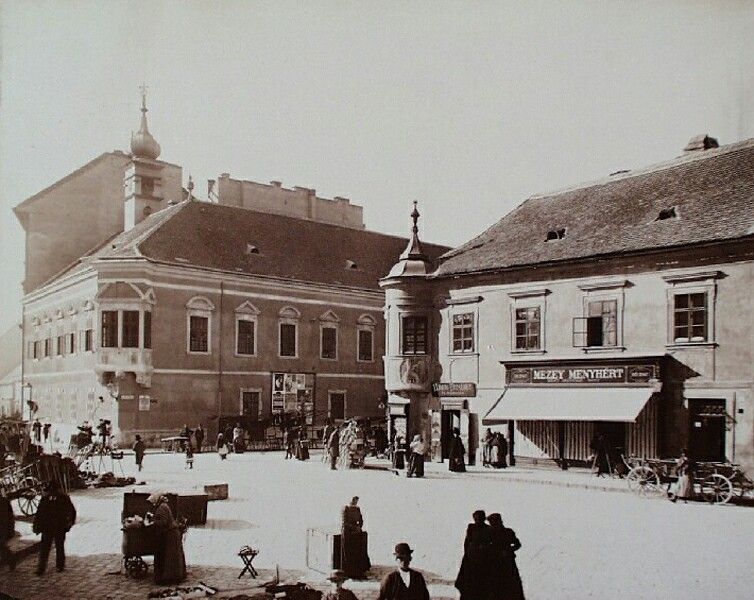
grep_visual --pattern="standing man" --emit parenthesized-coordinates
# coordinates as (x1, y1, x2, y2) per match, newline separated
(33, 481, 76, 575)
(42, 423, 51, 445)
(322, 420, 333, 463)
(377, 542, 429, 600)
(448, 428, 466, 473)
(133, 435, 146, 472)
(194, 424, 204, 453)
(327, 426, 340, 470)
(32, 419, 42, 444)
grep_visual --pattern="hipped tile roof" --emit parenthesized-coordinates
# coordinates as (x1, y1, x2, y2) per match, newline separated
(435, 138, 754, 277)
(71, 201, 450, 291)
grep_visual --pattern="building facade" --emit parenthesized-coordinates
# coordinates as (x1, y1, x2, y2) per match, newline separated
(383, 135, 754, 471)
(16, 95, 448, 447)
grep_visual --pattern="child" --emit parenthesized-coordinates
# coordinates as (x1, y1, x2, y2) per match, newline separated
(133, 435, 145, 472)
(185, 443, 194, 469)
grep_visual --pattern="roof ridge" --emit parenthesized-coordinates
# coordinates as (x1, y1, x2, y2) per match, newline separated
(529, 137, 754, 201)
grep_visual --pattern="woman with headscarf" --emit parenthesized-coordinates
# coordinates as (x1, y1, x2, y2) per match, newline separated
(455, 510, 493, 600)
(487, 513, 525, 600)
(146, 494, 186, 584)
(448, 428, 466, 473)
(340, 496, 370, 578)
(407, 434, 426, 478)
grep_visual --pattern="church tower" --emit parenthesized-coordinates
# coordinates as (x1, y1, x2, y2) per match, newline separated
(124, 88, 166, 229)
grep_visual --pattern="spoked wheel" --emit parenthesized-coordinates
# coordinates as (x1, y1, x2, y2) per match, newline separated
(627, 466, 662, 497)
(701, 473, 733, 504)
(16, 476, 42, 516)
(124, 556, 149, 578)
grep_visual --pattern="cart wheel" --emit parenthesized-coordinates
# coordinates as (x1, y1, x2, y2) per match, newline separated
(124, 556, 148, 578)
(17, 476, 42, 516)
(627, 466, 661, 497)
(701, 474, 733, 505)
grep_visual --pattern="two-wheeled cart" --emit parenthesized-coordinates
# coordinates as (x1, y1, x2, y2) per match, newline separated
(0, 460, 43, 516)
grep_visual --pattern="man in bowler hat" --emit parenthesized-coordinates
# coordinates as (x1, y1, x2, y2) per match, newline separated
(377, 542, 430, 600)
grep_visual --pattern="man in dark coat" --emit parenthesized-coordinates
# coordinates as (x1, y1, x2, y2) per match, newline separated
(0, 490, 16, 570)
(448, 428, 466, 472)
(455, 510, 494, 600)
(133, 435, 146, 472)
(327, 427, 340, 470)
(194, 424, 204, 453)
(33, 481, 76, 575)
(377, 542, 430, 600)
(32, 419, 42, 443)
(488, 513, 525, 600)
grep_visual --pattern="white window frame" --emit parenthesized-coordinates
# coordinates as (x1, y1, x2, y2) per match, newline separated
(577, 280, 627, 353)
(328, 390, 347, 422)
(448, 309, 477, 355)
(663, 271, 721, 347)
(278, 306, 300, 359)
(235, 301, 260, 357)
(186, 296, 215, 355)
(239, 387, 263, 419)
(356, 314, 376, 363)
(400, 312, 430, 356)
(507, 288, 549, 354)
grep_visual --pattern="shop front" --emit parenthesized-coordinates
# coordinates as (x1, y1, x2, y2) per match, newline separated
(484, 357, 664, 468)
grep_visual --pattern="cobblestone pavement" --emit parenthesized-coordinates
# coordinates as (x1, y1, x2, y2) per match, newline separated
(1, 450, 753, 599)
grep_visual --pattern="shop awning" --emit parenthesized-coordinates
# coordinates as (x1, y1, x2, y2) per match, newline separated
(483, 387, 653, 424)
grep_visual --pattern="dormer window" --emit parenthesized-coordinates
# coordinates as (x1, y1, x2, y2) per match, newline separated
(546, 228, 566, 242)
(346, 259, 358, 270)
(246, 244, 260, 255)
(656, 207, 678, 221)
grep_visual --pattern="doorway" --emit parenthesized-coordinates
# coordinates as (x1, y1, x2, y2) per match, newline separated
(593, 421, 627, 455)
(441, 409, 461, 460)
(688, 399, 726, 462)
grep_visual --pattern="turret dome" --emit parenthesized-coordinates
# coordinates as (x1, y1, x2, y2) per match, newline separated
(130, 90, 161, 160)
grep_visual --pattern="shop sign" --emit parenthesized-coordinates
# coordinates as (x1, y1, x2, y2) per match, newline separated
(508, 364, 656, 385)
(432, 382, 477, 397)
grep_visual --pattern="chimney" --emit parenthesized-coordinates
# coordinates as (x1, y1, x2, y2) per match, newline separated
(684, 134, 719, 153)
(270, 180, 282, 187)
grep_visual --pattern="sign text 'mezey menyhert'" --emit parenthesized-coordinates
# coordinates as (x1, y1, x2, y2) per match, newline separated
(508, 364, 656, 385)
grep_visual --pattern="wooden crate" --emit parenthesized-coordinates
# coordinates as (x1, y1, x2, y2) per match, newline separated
(203, 483, 228, 501)
(305, 527, 341, 574)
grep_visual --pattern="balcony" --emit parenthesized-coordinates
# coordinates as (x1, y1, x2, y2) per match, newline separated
(95, 347, 153, 387)
(384, 355, 432, 393)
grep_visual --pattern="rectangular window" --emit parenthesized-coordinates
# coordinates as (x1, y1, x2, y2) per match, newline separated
(85, 329, 93, 352)
(329, 392, 345, 421)
(321, 326, 337, 360)
(56, 335, 65, 356)
(236, 319, 256, 355)
(101, 311, 119, 348)
(27, 341, 39, 360)
(143, 311, 152, 349)
(673, 293, 708, 342)
(452, 312, 475, 353)
(515, 307, 541, 350)
(279, 322, 297, 357)
(189, 315, 209, 352)
(402, 315, 428, 355)
(586, 300, 617, 347)
(122, 310, 140, 348)
(241, 391, 261, 421)
(358, 329, 373, 362)
(66, 332, 75, 354)
(44, 338, 51, 358)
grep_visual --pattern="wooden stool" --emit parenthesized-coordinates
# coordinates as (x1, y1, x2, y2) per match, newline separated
(238, 546, 259, 579)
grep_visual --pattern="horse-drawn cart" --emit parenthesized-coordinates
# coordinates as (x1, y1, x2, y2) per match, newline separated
(0, 460, 43, 516)
(625, 456, 754, 504)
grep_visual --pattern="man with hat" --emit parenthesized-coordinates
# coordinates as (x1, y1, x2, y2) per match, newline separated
(323, 569, 359, 600)
(377, 542, 430, 600)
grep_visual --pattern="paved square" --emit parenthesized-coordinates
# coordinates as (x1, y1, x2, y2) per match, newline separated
(2, 451, 753, 599)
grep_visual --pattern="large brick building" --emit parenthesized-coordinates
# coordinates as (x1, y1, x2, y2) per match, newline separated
(382, 135, 754, 472)
(15, 95, 448, 446)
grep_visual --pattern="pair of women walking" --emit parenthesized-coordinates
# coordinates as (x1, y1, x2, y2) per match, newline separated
(455, 509, 525, 600)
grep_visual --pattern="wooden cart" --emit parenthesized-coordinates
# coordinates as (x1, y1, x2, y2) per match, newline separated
(0, 460, 43, 516)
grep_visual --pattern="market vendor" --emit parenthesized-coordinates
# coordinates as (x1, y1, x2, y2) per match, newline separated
(145, 493, 186, 585)
(341, 496, 370, 579)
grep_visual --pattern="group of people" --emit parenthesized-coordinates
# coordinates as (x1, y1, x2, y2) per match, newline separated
(325, 420, 367, 470)
(455, 509, 525, 600)
(391, 434, 427, 477)
(483, 429, 509, 469)
(216, 423, 244, 458)
(284, 426, 310, 460)
(30, 419, 52, 446)
(178, 424, 205, 453)
(0, 422, 28, 467)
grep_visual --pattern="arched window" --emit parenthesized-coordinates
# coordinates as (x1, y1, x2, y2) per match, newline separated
(357, 314, 376, 362)
(278, 306, 300, 358)
(235, 301, 260, 356)
(186, 296, 215, 354)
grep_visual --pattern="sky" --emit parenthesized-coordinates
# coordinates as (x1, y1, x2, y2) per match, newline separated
(1, 0, 753, 336)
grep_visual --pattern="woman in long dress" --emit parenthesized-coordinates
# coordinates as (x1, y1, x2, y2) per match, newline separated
(455, 510, 493, 600)
(448, 428, 466, 473)
(147, 494, 186, 585)
(407, 434, 426, 478)
(669, 449, 694, 503)
(487, 512, 525, 600)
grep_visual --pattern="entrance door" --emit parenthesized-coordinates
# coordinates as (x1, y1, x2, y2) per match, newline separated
(593, 421, 627, 454)
(441, 409, 461, 460)
(689, 399, 726, 462)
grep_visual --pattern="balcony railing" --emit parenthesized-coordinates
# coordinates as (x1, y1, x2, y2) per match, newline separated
(95, 347, 153, 387)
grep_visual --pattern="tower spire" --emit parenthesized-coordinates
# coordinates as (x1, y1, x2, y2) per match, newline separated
(400, 200, 427, 261)
(130, 85, 161, 160)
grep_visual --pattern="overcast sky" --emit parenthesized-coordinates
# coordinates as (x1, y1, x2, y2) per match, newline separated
(1, 0, 753, 335)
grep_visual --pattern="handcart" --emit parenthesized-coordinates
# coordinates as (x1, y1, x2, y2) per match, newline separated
(122, 524, 159, 578)
(0, 459, 43, 516)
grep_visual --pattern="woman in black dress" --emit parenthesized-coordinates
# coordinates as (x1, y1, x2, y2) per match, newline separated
(487, 512, 525, 600)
